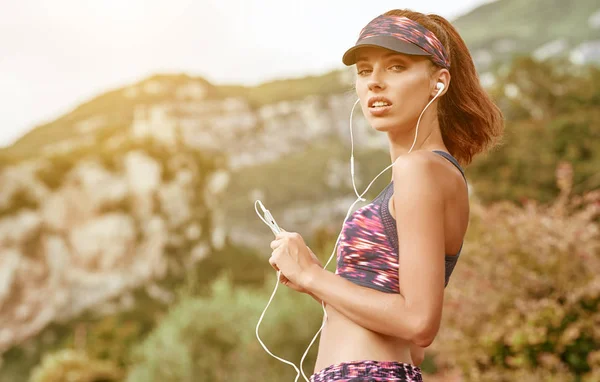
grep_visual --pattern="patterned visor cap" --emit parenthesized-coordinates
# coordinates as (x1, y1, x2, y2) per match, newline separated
(342, 15, 450, 69)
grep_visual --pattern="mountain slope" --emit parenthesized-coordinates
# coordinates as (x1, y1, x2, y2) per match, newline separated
(455, 0, 599, 47)
(453, 0, 600, 68)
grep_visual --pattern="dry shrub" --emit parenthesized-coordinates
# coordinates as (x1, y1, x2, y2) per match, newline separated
(432, 161, 600, 381)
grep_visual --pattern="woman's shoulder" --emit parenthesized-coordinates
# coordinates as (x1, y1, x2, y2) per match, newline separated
(392, 150, 463, 200)
(393, 150, 455, 180)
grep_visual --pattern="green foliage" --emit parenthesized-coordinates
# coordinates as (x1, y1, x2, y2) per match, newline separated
(126, 273, 324, 382)
(0, 239, 270, 382)
(194, 238, 269, 291)
(0, 290, 166, 382)
(0, 325, 74, 382)
(28, 349, 122, 382)
(469, 58, 600, 204)
(70, 317, 148, 370)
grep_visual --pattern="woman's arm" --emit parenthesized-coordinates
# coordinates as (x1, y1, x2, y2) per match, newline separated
(305, 266, 421, 340)
(302, 154, 448, 347)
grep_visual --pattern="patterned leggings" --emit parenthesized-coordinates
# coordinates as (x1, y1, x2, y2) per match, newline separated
(309, 360, 423, 382)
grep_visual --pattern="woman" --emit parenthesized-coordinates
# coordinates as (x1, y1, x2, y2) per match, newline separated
(269, 8, 503, 382)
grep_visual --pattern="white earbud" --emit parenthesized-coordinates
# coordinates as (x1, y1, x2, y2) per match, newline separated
(436, 81, 445, 92)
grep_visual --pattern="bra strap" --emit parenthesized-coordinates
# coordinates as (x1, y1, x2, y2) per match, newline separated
(432, 150, 467, 185)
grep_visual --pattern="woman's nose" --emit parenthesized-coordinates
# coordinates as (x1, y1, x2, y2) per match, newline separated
(367, 71, 386, 91)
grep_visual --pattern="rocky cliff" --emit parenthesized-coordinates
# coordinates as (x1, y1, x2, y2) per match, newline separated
(0, 68, 390, 354)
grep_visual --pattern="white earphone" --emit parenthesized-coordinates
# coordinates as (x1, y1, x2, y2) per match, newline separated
(255, 79, 447, 382)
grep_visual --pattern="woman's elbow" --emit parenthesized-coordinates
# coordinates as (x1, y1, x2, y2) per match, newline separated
(413, 333, 434, 348)
(412, 320, 438, 348)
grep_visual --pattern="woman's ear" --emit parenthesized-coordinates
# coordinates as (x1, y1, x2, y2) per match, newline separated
(431, 69, 450, 97)
(437, 69, 451, 96)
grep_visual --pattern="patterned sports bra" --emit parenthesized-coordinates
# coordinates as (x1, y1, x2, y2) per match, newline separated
(335, 150, 467, 294)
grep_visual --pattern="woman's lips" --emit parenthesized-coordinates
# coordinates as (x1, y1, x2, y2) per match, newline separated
(368, 96, 393, 117)
(369, 105, 392, 116)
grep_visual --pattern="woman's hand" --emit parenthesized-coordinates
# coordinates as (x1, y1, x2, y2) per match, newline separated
(274, 247, 323, 292)
(272, 241, 325, 305)
(269, 229, 323, 294)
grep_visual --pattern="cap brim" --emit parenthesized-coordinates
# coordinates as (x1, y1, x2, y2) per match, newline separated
(342, 36, 431, 66)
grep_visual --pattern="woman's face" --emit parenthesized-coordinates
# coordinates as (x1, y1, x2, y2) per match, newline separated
(354, 46, 435, 133)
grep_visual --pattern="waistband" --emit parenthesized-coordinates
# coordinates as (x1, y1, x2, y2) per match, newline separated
(310, 360, 423, 381)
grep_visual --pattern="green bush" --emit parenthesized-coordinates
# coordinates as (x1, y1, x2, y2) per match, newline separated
(28, 349, 122, 382)
(126, 273, 325, 382)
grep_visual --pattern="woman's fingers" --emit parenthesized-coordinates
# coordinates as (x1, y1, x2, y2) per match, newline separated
(268, 255, 279, 272)
(268, 233, 309, 294)
(278, 271, 306, 292)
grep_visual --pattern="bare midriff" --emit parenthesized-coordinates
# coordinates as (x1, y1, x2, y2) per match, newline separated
(312, 302, 413, 374)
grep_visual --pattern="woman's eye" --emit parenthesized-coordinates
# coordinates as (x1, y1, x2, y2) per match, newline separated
(390, 65, 405, 70)
(357, 69, 371, 76)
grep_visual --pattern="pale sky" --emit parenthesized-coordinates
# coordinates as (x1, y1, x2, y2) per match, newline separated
(0, 0, 492, 147)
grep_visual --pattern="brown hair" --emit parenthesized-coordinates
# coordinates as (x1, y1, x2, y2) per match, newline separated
(383, 9, 504, 166)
